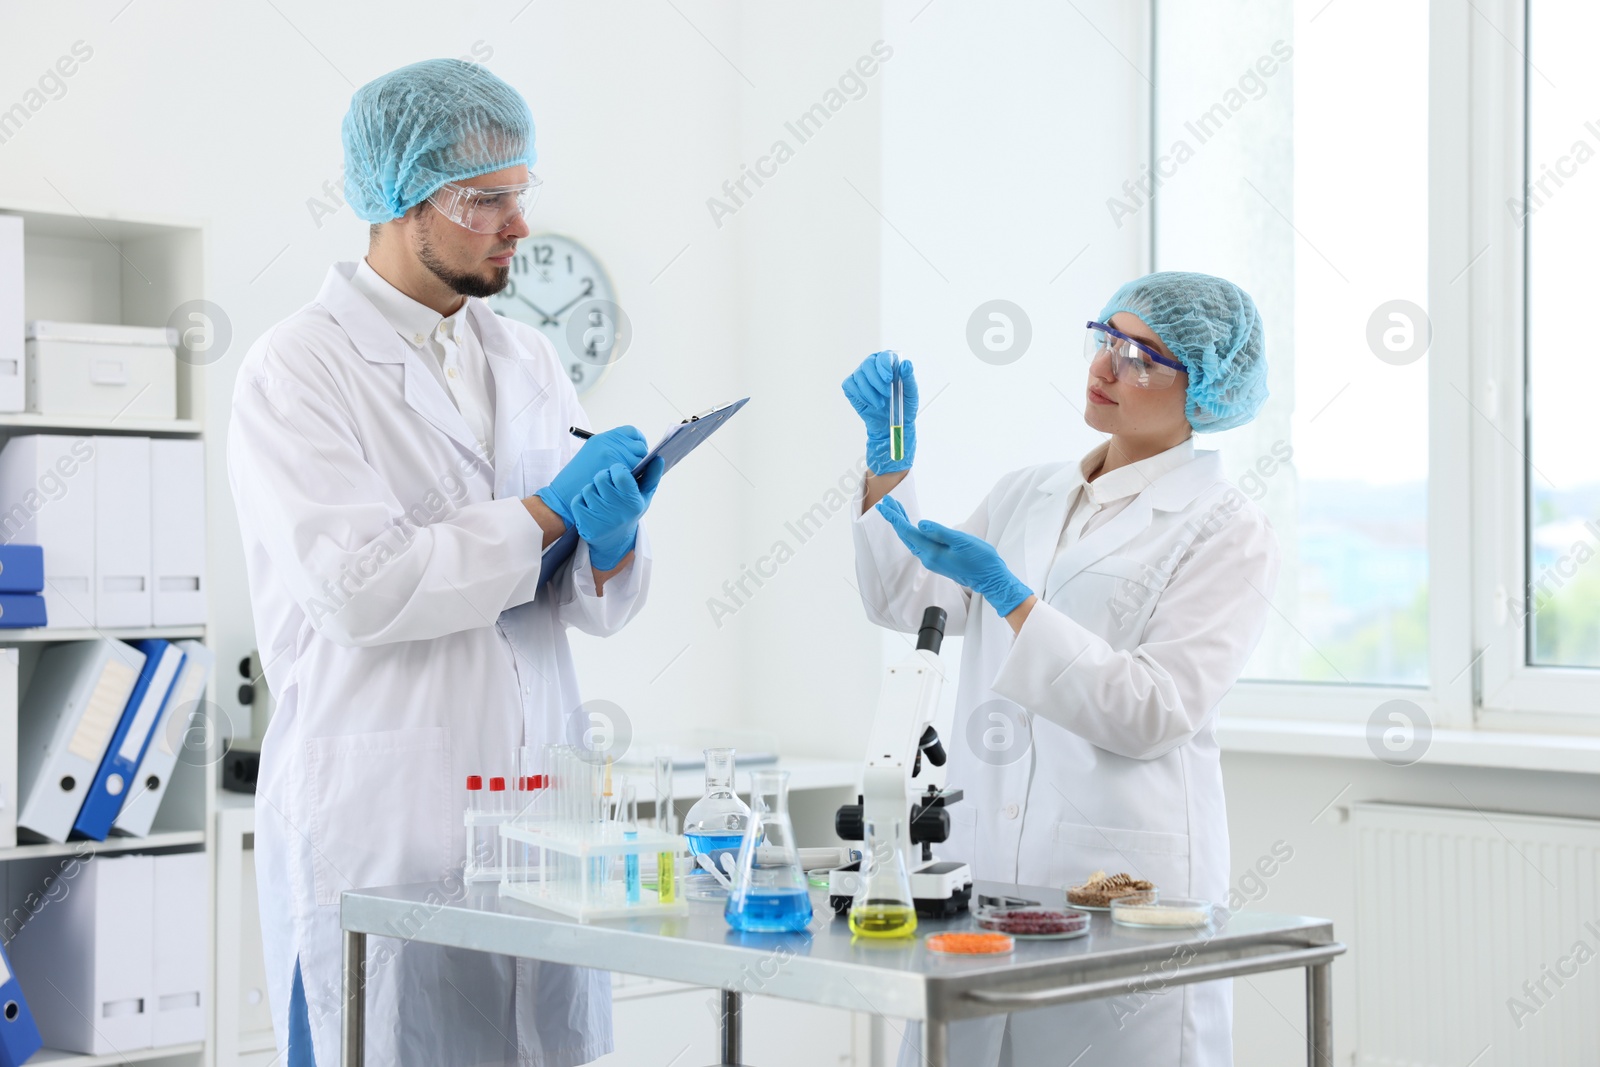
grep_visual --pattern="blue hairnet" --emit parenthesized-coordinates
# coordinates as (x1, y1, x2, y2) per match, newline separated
(1098, 271, 1268, 433)
(342, 59, 537, 224)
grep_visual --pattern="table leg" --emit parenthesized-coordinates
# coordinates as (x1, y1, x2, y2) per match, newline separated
(720, 989, 742, 1065)
(1306, 961, 1333, 1067)
(342, 930, 366, 1067)
(923, 1017, 949, 1067)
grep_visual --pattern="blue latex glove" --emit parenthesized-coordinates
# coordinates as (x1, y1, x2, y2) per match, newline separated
(841, 350, 918, 474)
(875, 495, 1033, 617)
(535, 427, 650, 527)
(571, 457, 665, 570)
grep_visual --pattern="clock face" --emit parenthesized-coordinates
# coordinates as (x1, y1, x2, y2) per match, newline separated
(487, 233, 624, 395)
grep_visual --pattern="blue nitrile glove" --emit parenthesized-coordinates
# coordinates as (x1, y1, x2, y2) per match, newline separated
(571, 457, 666, 570)
(535, 427, 650, 527)
(876, 495, 1033, 616)
(842, 350, 918, 474)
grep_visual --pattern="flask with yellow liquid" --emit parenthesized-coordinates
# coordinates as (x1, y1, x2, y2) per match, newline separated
(849, 818, 918, 939)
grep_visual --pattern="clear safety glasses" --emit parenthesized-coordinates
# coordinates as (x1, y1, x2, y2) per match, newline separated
(426, 175, 543, 233)
(1083, 320, 1186, 389)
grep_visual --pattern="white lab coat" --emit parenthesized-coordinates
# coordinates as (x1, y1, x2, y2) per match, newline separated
(854, 448, 1278, 1067)
(229, 262, 651, 1067)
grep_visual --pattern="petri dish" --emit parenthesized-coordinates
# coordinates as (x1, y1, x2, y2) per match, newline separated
(1110, 892, 1213, 929)
(973, 906, 1090, 940)
(926, 932, 1014, 955)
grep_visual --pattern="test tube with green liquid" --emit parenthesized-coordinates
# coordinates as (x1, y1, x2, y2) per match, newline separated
(888, 351, 905, 463)
(654, 755, 677, 904)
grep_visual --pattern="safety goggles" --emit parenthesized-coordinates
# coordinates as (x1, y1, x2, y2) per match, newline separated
(1083, 320, 1186, 389)
(426, 175, 543, 234)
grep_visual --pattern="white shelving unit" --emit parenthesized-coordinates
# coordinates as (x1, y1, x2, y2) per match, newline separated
(0, 201, 216, 1067)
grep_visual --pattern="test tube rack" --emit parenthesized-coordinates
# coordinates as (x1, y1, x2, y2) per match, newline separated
(498, 821, 690, 921)
(463, 808, 525, 883)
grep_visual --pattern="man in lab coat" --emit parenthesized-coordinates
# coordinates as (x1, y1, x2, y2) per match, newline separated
(229, 59, 659, 1066)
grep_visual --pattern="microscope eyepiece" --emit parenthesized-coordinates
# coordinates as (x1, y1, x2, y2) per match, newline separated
(916, 606, 947, 654)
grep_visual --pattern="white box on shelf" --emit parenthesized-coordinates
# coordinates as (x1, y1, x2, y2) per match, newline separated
(152, 851, 207, 1045)
(10, 852, 156, 1055)
(0, 434, 97, 628)
(0, 216, 22, 413)
(93, 435, 152, 627)
(150, 438, 205, 625)
(24, 320, 177, 420)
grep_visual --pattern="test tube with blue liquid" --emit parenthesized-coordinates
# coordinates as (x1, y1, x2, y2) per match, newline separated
(620, 779, 640, 904)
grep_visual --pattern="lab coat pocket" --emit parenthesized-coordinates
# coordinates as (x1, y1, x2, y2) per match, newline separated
(305, 726, 453, 907)
(1051, 820, 1191, 896)
(520, 447, 563, 499)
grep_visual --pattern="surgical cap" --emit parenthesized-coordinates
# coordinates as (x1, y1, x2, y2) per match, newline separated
(341, 58, 537, 224)
(1098, 271, 1268, 433)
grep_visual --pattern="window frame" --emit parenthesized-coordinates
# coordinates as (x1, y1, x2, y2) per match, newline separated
(1153, 0, 1600, 732)
(1473, 0, 1600, 726)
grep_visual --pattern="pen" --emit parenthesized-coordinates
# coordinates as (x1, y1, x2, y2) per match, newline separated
(569, 426, 593, 440)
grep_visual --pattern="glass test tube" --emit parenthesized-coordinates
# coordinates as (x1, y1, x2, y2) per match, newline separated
(621, 779, 640, 904)
(889, 351, 905, 462)
(655, 755, 676, 904)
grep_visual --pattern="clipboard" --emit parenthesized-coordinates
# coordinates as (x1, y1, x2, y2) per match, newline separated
(537, 397, 750, 585)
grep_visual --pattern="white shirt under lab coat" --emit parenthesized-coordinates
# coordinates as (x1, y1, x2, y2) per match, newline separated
(229, 261, 650, 1067)
(349, 257, 498, 458)
(853, 439, 1279, 1067)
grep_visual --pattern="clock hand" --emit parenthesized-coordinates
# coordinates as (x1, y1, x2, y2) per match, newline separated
(516, 293, 559, 326)
(546, 279, 599, 322)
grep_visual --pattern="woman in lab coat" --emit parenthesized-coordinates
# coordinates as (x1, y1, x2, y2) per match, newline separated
(844, 272, 1278, 1066)
(230, 60, 660, 1067)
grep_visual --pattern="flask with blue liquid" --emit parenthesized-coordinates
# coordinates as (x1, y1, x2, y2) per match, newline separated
(681, 747, 750, 901)
(725, 770, 812, 933)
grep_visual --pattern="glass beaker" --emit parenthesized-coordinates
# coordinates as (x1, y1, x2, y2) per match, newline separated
(681, 748, 751, 901)
(724, 771, 812, 933)
(849, 819, 918, 939)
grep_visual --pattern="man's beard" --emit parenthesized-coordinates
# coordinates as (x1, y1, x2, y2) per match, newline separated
(417, 226, 511, 298)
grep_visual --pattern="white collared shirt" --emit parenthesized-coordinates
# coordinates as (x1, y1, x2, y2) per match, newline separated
(350, 257, 497, 460)
(1044, 437, 1196, 594)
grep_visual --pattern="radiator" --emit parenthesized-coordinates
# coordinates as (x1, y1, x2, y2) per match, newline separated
(1352, 801, 1600, 1066)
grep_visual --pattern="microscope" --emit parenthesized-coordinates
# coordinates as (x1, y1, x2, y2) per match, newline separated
(828, 606, 973, 918)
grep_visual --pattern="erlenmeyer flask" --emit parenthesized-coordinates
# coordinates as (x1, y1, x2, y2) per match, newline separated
(725, 771, 812, 933)
(849, 818, 918, 938)
(681, 748, 750, 901)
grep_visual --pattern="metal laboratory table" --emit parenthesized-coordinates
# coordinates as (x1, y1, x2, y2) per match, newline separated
(340, 880, 1343, 1066)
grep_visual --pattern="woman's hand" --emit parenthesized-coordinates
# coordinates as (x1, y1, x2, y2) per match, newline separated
(876, 495, 1033, 618)
(842, 351, 917, 475)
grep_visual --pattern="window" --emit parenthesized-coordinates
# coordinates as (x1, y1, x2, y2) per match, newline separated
(1153, 0, 1431, 686)
(1525, 2, 1600, 670)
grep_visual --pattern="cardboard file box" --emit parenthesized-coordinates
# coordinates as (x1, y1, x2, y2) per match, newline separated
(24, 321, 177, 420)
(9, 853, 155, 1055)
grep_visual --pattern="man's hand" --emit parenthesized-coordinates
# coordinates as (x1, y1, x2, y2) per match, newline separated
(522, 495, 567, 549)
(571, 456, 666, 571)
(531, 427, 649, 527)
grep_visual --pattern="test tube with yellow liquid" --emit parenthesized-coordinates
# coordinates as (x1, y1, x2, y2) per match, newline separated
(654, 755, 677, 904)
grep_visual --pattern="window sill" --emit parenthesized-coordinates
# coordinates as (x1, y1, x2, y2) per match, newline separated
(1217, 716, 1600, 775)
